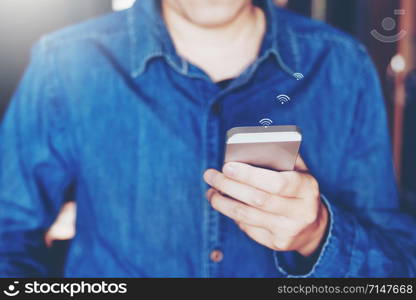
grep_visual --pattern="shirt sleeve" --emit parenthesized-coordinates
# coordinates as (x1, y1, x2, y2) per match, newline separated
(0, 38, 74, 277)
(274, 48, 416, 277)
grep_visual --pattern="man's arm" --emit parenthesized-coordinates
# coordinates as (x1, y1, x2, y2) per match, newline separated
(203, 49, 416, 277)
(303, 51, 416, 277)
(0, 38, 74, 277)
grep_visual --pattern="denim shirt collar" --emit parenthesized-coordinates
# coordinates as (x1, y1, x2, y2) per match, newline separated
(128, 0, 299, 79)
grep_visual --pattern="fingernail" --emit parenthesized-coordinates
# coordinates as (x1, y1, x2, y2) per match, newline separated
(203, 169, 215, 183)
(223, 162, 237, 177)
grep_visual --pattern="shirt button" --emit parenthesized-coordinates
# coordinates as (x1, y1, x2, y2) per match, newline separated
(210, 250, 223, 263)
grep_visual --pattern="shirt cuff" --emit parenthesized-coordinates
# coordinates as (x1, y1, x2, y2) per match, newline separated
(273, 194, 355, 277)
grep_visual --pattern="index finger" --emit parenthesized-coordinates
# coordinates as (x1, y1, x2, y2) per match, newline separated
(222, 162, 308, 197)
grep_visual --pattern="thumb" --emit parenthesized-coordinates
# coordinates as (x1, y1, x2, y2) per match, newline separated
(294, 155, 308, 172)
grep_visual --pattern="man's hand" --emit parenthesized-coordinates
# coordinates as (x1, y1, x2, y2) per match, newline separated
(203, 157, 328, 257)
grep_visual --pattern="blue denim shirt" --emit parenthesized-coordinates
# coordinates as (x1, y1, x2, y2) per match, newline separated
(1, 0, 415, 277)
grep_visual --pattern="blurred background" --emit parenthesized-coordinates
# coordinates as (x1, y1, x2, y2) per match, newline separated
(0, 0, 415, 271)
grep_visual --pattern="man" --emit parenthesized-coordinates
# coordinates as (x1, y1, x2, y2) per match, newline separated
(0, 0, 415, 277)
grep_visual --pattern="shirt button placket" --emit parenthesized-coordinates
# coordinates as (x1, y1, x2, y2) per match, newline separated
(203, 90, 223, 277)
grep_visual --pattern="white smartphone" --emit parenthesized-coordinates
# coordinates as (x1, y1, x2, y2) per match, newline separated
(224, 125, 302, 171)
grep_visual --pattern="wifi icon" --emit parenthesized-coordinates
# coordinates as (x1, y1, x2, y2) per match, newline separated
(276, 94, 291, 105)
(259, 118, 273, 127)
(293, 72, 304, 80)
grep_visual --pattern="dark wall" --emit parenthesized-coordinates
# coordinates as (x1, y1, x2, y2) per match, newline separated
(0, 0, 112, 117)
(287, 0, 311, 17)
(287, 0, 400, 125)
